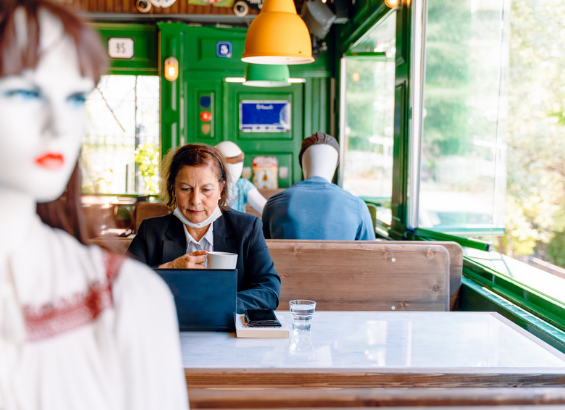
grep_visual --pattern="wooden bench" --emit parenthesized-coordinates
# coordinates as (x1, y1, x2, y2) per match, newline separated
(267, 241, 451, 311)
(86, 238, 457, 311)
(133, 202, 170, 232)
(267, 240, 462, 310)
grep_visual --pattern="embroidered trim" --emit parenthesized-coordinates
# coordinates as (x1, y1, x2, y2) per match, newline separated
(23, 252, 125, 343)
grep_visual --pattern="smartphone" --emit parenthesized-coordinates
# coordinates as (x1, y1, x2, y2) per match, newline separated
(245, 308, 282, 327)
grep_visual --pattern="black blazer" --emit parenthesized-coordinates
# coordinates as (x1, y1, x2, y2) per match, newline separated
(127, 208, 281, 313)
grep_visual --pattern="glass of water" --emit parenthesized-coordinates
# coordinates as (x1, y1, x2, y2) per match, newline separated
(289, 300, 316, 331)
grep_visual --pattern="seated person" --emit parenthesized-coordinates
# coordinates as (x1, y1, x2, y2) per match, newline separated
(216, 141, 267, 215)
(262, 132, 376, 241)
(127, 144, 281, 313)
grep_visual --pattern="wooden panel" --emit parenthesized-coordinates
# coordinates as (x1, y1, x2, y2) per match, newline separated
(88, 237, 133, 254)
(266, 240, 463, 310)
(187, 387, 565, 408)
(184, 369, 565, 389)
(58, 0, 270, 15)
(134, 202, 171, 231)
(267, 242, 450, 311)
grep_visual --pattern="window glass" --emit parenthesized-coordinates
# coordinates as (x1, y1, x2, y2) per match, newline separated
(421, 0, 565, 274)
(343, 58, 395, 224)
(501, 0, 565, 271)
(419, 0, 508, 234)
(342, 13, 397, 226)
(350, 12, 396, 57)
(81, 75, 160, 195)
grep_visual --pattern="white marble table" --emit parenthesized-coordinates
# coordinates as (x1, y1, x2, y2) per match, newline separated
(180, 312, 565, 387)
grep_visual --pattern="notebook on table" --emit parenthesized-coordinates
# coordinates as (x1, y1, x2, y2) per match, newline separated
(153, 268, 237, 331)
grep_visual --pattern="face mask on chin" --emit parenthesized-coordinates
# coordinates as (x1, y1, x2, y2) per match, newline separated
(173, 205, 223, 229)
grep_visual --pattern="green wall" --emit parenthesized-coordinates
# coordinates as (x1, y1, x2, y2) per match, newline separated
(93, 22, 333, 188)
(158, 23, 333, 187)
(93, 23, 158, 75)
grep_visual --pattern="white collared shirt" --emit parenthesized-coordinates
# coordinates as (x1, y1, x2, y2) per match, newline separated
(183, 223, 214, 256)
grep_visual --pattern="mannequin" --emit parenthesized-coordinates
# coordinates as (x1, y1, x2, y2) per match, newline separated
(216, 141, 267, 214)
(301, 144, 339, 182)
(0, 2, 187, 409)
(261, 131, 375, 241)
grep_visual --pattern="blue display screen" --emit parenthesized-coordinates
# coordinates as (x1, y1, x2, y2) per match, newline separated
(239, 100, 291, 132)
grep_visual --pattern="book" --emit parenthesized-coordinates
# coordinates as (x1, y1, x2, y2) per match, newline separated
(235, 313, 289, 339)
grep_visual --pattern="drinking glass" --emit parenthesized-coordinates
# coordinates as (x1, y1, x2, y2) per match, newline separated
(289, 300, 316, 331)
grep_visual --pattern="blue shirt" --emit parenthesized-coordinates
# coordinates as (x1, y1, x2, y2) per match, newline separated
(262, 176, 376, 240)
(229, 178, 257, 213)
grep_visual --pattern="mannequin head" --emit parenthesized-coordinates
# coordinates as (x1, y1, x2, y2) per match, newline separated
(0, 0, 106, 203)
(216, 141, 244, 183)
(299, 132, 340, 182)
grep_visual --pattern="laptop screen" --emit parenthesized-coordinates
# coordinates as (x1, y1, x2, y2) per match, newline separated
(153, 268, 237, 331)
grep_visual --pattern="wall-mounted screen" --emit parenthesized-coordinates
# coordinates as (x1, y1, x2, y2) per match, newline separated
(239, 100, 291, 132)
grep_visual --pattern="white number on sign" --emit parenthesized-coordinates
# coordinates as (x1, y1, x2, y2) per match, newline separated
(108, 38, 134, 59)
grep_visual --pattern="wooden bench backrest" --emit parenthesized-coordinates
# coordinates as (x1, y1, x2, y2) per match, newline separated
(267, 240, 463, 310)
(86, 237, 459, 311)
(88, 237, 132, 255)
(134, 202, 170, 232)
(266, 241, 450, 311)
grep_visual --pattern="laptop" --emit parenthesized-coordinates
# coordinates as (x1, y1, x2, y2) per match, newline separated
(153, 268, 237, 331)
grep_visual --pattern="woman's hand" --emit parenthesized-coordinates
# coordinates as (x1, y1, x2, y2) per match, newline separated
(159, 250, 208, 269)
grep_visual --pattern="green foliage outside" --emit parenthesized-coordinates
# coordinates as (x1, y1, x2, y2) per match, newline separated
(500, 0, 565, 265)
(134, 142, 160, 195)
(423, 0, 565, 268)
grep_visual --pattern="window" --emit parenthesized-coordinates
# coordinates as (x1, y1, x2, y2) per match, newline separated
(418, 0, 508, 235)
(415, 0, 565, 276)
(341, 13, 396, 226)
(82, 75, 160, 195)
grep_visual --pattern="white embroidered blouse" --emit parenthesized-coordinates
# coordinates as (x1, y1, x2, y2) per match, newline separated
(0, 216, 189, 410)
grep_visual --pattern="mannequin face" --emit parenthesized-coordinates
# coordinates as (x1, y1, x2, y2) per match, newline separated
(216, 141, 244, 183)
(226, 162, 244, 183)
(174, 165, 225, 224)
(302, 144, 339, 182)
(0, 12, 94, 202)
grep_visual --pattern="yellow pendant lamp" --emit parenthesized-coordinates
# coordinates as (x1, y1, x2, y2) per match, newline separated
(242, 0, 314, 65)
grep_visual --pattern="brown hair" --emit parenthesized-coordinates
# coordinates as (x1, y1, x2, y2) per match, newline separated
(298, 131, 340, 169)
(36, 162, 94, 245)
(161, 144, 230, 210)
(0, 0, 107, 83)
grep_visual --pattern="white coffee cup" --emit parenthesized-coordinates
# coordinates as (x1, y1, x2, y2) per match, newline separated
(207, 251, 238, 269)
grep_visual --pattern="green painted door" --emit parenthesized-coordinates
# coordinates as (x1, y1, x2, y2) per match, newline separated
(222, 83, 304, 188)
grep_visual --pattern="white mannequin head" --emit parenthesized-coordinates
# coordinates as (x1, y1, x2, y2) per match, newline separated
(299, 132, 340, 182)
(216, 141, 244, 183)
(0, 2, 106, 203)
(301, 145, 339, 181)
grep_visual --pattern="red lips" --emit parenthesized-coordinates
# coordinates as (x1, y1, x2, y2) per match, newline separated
(35, 153, 64, 170)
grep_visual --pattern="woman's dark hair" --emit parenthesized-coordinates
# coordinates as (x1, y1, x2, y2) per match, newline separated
(161, 144, 230, 210)
(37, 163, 95, 245)
(0, 0, 107, 83)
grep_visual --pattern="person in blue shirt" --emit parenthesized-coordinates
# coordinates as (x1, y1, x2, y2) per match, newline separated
(216, 141, 267, 214)
(262, 132, 376, 240)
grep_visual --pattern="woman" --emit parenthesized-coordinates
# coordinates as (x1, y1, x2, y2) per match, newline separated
(0, 1, 187, 409)
(127, 144, 281, 313)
